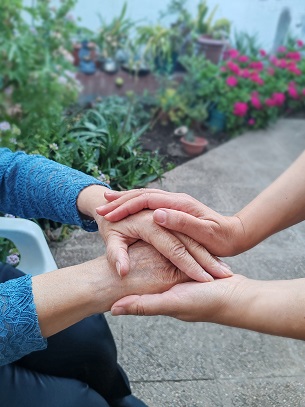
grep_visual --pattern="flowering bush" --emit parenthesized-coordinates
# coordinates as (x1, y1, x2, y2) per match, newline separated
(214, 39, 305, 134)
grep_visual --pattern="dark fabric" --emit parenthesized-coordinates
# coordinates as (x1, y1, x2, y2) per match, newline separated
(0, 263, 133, 406)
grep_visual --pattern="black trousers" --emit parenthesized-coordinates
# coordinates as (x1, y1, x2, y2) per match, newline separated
(0, 263, 132, 407)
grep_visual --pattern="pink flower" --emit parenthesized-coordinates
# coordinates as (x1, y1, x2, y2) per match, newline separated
(227, 49, 239, 59)
(278, 59, 287, 68)
(297, 40, 304, 47)
(249, 61, 264, 71)
(249, 73, 264, 85)
(277, 46, 286, 53)
(272, 93, 285, 106)
(226, 76, 238, 87)
(259, 49, 267, 57)
(220, 66, 227, 72)
(265, 98, 276, 107)
(270, 56, 278, 65)
(286, 65, 302, 75)
(233, 102, 248, 117)
(248, 118, 255, 126)
(227, 60, 240, 75)
(267, 67, 275, 76)
(288, 82, 299, 99)
(251, 92, 262, 109)
(238, 55, 249, 63)
(239, 69, 250, 78)
(286, 51, 301, 61)
(302, 89, 305, 96)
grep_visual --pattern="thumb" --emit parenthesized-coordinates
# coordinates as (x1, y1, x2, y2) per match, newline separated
(153, 208, 208, 245)
(111, 293, 178, 317)
(106, 232, 136, 277)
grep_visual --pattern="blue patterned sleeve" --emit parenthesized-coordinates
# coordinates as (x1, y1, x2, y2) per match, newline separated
(0, 274, 47, 366)
(0, 148, 110, 365)
(0, 148, 110, 231)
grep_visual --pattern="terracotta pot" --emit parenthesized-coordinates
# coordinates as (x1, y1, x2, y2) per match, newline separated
(197, 36, 228, 64)
(180, 136, 208, 156)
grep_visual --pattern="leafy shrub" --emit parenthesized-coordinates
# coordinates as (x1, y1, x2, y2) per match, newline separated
(43, 96, 164, 190)
(0, 0, 80, 139)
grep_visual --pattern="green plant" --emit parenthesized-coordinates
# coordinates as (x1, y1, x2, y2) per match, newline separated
(96, 2, 134, 59)
(47, 96, 163, 190)
(232, 31, 262, 59)
(136, 24, 180, 73)
(195, 1, 230, 38)
(0, 237, 20, 267)
(0, 0, 80, 140)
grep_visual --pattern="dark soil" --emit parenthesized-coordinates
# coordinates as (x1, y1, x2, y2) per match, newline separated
(139, 121, 229, 169)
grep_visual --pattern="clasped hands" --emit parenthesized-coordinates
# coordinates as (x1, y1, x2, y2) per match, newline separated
(93, 188, 248, 323)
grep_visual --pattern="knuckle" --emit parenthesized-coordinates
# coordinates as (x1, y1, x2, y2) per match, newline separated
(176, 214, 188, 230)
(169, 242, 187, 260)
(136, 298, 146, 316)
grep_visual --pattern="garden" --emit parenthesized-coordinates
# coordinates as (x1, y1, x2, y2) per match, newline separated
(1, 0, 305, 265)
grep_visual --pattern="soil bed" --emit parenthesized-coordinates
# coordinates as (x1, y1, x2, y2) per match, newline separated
(140, 122, 229, 169)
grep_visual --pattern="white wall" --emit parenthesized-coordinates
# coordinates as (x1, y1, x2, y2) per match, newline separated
(28, 0, 305, 51)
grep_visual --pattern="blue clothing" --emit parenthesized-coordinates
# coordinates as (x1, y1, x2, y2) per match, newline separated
(0, 148, 109, 366)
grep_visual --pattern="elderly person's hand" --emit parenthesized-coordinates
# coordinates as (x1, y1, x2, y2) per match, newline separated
(32, 241, 191, 338)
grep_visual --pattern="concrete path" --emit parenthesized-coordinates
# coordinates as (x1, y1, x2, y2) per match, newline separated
(52, 118, 305, 407)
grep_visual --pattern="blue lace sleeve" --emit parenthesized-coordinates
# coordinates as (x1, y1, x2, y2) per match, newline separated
(0, 274, 47, 366)
(0, 148, 111, 231)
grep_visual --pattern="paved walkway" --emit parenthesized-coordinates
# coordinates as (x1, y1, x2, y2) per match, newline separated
(52, 118, 305, 407)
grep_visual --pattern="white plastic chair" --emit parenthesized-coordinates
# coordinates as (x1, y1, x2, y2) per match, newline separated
(0, 218, 57, 275)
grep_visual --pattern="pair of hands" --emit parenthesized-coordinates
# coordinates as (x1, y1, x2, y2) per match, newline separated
(93, 188, 247, 320)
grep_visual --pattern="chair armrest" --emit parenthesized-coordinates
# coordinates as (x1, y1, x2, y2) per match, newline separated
(0, 218, 57, 275)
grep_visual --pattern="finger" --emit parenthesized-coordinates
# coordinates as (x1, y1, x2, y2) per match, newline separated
(111, 292, 180, 317)
(97, 189, 170, 216)
(103, 188, 158, 202)
(154, 209, 213, 248)
(97, 191, 199, 221)
(173, 231, 232, 279)
(138, 223, 214, 283)
(106, 232, 136, 277)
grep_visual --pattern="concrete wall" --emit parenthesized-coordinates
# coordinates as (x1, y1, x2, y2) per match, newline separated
(27, 0, 305, 51)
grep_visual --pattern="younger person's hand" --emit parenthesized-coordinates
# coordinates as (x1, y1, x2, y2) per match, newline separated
(97, 189, 246, 257)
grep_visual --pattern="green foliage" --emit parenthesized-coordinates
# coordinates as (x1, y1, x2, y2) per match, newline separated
(155, 55, 216, 127)
(96, 2, 135, 59)
(0, 0, 80, 139)
(161, 0, 230, 40)
(232, 31, 262, 59)
(46, 96, 164, 190)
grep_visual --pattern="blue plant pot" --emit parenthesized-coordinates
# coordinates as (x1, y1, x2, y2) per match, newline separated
(208, 107, 226, 133)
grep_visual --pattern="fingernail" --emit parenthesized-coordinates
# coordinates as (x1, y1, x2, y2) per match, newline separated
(218, 263, 233, 276)
(154, 209, 167, 224)
(201, 270, 214, 282)
(116, 261, 121, 278)
(219, 260, 231, 270)
(112, 307, 127, 316)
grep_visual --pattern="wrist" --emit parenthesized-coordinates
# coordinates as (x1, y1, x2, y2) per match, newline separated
(77, 185, 110, 220)
(215, 277, 305, 339)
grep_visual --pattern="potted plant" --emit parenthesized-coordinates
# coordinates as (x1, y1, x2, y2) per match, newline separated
(136, 24, 180, 74)
(96, 2, 134, 72)
(179, 126, 208, 156)
(195, 1, 231, 64)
